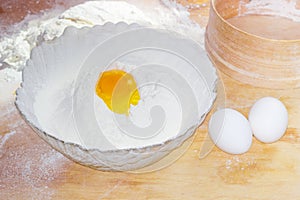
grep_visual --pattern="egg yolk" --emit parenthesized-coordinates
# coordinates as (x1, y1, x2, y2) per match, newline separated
(95, 69, 140, 115)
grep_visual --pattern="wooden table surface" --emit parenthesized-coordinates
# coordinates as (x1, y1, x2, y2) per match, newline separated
(1, 0, 300, 199)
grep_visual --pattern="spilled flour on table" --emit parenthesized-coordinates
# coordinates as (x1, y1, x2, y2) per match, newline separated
(0, 102, 70, 200)
(0, 130, 17, 156)
(217, 156, 258, 184)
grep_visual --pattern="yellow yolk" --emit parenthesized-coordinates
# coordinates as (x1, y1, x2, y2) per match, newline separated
(95, 69, 140, 115)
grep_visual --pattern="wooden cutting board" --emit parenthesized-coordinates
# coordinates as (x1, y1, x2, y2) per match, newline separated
(1, 1, 300, 199)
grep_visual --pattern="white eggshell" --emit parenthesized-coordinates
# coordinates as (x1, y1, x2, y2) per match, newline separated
(249, 97, 288, 143)
(209, 108, 252, 154)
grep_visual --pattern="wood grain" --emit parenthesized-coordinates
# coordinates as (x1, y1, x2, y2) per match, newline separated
(1, 0, 300, 199)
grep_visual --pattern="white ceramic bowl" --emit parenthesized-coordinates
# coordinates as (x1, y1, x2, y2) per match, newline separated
(15, 22, 217, 171)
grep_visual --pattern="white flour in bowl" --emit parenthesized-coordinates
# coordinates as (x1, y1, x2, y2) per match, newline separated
(2, 1, 210, 149)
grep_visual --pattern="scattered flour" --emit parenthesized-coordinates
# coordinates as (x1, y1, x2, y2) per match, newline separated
(0, 130, 17, 156)
(0, 0, 204, 77)
(242, 0, 300, 22)
(0, 68, 22, 104)
(0, 118, 69, 199)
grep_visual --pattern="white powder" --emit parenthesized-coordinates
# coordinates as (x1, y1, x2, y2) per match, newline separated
(94, 69, 183, 149)
(0, 68, 22, 104)
(33, 40, 211, 150)
(0, 131, 17, 157)
(2, 1, 208, 150)
(0, 112, 69, 199)
(243, 0, 300, 22)
(0, 0, 204, 74)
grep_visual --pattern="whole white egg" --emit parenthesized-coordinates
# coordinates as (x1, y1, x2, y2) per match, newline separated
(248, 97, 288, 143)
(208, 108, 253, 154)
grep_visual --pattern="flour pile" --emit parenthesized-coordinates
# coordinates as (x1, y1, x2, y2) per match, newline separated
(0, 0, 204, 78)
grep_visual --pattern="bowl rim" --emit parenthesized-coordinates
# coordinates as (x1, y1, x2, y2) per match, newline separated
(15, 22, 218, 154)
(211, 0, 300, 43)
